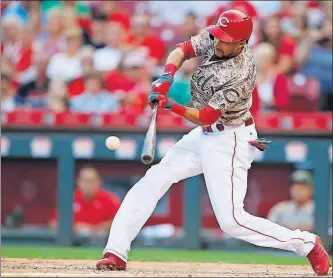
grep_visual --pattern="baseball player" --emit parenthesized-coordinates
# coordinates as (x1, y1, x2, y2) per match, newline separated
(97, 10, 330, 275)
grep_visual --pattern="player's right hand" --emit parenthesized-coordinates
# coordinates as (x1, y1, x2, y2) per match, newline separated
(148, 92, 173, 109)
(151, 72, 174, 96)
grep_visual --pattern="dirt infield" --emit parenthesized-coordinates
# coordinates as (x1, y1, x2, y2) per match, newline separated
(1, 258, 332, 277)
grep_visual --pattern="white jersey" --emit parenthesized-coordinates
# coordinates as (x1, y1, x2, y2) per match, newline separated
(190, 30, 256, 126)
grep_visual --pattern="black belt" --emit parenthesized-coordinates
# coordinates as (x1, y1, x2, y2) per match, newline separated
(202, 117, 254, 133)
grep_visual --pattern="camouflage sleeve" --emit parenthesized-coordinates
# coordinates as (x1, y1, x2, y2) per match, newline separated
(190, 29, 213, 57)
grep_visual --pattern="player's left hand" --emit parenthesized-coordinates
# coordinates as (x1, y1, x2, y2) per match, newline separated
(151, 73, 174, 96)
(148, 92, 173, 109)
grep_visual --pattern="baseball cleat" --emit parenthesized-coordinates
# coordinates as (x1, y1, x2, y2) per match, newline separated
(306, 236, 330, 276)
(96, 252, 126, 271)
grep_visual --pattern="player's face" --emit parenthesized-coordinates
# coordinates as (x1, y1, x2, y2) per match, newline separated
(77, 169, 100, 200)
(214, 39, 245, 58)
(290, 183, 312, 204)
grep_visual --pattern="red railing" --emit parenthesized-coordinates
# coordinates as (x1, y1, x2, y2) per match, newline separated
(1, 109, 332, 133)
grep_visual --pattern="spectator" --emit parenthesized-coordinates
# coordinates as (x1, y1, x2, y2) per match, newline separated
(40, 1, 63, 17)
(97, 1, 130, 31)
(49, 167, 121, 235)
(296, 18, 332, 111)
(40, 1, 91, 19)
(34, 8, 66, 57)
(16, 54, 50, 108)
(277, 1, 307, 38)
(1, 73, 17, 112)
(251, 1, 281, 18)
(1, 1, 10, 13)
(62, 9, 80, 30)
(79, 46, 97, 76)
(2, 15, 24, 70)
(267, 170, 314, 232)
(260, 15, 296, 75)
(168, 58, 199, 106)
(46, 79, 68, 112)
(63, 0, 91, 18)
(2, 1, 41, 36)
(128, 14, 166, 65)
(105, 48, 151, 113)
(70, 71, 119, 113)
(230, 1, 259, 20)
(46, 26, 83, 82)
(68, 46, 96, 98)
(94, 22, 126, 72)
(252, 43, 289, 112)
(84, 12, 108, 49)
(13, 25, 37, 86)
(1, 56, 15, 78)
(28, 3, 42, 38)
(2, 1, 29, 24)
(180, 11, 199, 40)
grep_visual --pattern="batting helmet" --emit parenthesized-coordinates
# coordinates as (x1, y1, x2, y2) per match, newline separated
(206, 10, 253, 43)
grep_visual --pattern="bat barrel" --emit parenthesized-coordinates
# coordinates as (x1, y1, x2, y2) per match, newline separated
(141, 104, 158, 164)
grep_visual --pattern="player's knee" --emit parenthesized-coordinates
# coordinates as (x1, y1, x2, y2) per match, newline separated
(218, 208, 246, 233)
(219, 217, 238, 233)
(131, 161, 181, 201)
(142, 159, 183, 184)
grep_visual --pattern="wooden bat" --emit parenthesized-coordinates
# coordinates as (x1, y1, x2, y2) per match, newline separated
(141, 103, 158, 164)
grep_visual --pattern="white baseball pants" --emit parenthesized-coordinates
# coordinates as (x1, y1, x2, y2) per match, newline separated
(104, 124, 316, 261)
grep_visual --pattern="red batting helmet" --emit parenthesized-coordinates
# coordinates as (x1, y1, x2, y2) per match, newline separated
(206, 10, 253, 43)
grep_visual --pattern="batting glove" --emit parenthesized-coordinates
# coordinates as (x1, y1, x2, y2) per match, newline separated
(148, 92, 174, 110)
(151, 73, 174, 96)
(249, 138, 272, 151)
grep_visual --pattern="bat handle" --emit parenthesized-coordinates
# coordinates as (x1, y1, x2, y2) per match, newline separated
(152, 102, 158, 117)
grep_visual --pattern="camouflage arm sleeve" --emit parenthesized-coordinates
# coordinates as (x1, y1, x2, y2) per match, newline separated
(190, 30, 213, 57)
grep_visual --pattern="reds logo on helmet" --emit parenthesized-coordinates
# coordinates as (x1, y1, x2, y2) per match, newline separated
(218, 16, 230, 27)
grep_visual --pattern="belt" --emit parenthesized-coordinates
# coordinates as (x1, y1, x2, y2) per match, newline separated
(202, 117, 254, 133)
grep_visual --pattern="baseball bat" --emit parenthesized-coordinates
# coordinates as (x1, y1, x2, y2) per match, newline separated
(141, 103, 158, 164)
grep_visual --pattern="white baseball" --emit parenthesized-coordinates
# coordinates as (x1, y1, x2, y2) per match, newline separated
(105, 136, 121, 150)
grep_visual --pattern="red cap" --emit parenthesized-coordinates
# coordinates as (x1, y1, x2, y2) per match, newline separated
(206, 10, 253, 42)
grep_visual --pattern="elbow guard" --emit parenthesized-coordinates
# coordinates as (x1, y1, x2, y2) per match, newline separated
(199, 105, 222, 125)
(176, 40, 196, 60)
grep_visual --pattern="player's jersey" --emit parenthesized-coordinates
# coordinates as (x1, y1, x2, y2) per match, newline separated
(190, 30, 256, 126)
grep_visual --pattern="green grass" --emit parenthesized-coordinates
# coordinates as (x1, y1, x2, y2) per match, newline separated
(1, 246, 319, 265)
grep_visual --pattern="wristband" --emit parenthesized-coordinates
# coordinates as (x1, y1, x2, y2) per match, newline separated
(170, 102, 186, 116)
(164, 63, 177, 77)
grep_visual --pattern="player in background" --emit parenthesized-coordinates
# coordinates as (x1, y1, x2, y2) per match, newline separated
(97, 10, 330, 276)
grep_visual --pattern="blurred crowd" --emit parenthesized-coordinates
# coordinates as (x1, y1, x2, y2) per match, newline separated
(1, 0, 332, 116)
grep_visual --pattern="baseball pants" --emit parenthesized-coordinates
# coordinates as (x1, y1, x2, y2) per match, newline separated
(104, 123, 316, 261)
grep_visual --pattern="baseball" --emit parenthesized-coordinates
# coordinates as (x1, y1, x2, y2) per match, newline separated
(105, 136, 121, 150)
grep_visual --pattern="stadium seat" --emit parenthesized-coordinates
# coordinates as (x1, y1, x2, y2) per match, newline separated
(286, 73, 320, 111)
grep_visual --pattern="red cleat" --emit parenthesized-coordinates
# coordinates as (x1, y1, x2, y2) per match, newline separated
(96, 252, 126, 271)
(306, 236, 330, 276)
